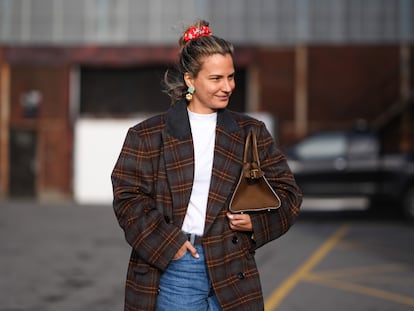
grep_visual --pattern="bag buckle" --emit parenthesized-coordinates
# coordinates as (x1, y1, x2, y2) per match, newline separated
(249, 168, 260, 179)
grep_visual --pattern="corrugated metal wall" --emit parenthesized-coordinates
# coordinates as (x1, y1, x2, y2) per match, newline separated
(0, 0, 412, 45)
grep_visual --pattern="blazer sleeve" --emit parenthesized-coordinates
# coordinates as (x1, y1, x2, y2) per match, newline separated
(249, 123, 302, 249)
(111, 126, 187, 271)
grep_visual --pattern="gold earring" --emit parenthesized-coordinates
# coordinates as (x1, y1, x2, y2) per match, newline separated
(186, 86, 195, 101)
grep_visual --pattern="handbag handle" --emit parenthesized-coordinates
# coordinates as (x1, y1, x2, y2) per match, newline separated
(243, 130, 264, 180)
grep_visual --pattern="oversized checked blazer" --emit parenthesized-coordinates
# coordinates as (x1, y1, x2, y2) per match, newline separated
(111, 99, 302, 311)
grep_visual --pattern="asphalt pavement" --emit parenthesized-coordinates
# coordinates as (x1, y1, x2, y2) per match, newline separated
(1, 201, 413, 311)
(0, 201, 130, 311)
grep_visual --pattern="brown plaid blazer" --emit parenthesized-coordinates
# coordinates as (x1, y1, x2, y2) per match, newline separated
(111, 100, 302, 310)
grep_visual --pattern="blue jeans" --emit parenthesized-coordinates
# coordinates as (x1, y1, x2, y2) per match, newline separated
(156, 245, 222, 311)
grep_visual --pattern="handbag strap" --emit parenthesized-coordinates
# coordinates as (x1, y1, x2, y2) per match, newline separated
(243, 130, 264, 180)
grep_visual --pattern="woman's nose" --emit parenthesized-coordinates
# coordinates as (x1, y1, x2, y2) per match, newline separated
(222, 80, 234, 92)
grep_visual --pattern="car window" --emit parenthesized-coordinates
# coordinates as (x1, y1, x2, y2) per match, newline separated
(295, 133, 347, 160)
(348, 134, 379, 158)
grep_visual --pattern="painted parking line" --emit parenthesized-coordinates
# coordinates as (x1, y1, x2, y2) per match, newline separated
(302, 261, 414, 307)
(264, 223, 351, 311)
(303, 271, 414, 307)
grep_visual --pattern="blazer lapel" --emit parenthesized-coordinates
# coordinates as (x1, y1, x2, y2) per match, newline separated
(203, 110, 244, 235)
(162, 101, 194, 223)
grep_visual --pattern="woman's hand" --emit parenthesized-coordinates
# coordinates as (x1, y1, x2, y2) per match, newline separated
(173, 240, 199, 260)
(226, 212, 253, 231)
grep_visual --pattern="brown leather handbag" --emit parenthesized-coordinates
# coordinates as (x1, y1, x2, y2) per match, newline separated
(229, 130, 281, 213)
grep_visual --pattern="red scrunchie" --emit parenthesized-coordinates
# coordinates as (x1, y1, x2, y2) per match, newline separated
(183, 25, 212, 42)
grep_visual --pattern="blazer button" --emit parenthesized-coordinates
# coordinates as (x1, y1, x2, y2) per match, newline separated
(164, 216, 171, 223)
(232, 236, 239, 244)
(237, 272, 245, 280)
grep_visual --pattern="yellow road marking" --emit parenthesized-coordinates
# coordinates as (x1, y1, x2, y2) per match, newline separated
(264, 223, 350, 311)
(306, 263, 404, 278)
(304, 275, 414, 307)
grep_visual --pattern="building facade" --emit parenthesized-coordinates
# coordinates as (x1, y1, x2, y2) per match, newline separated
(0, 0, 413, 202)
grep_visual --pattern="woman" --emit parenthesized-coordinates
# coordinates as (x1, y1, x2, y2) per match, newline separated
(111, 20, 302, 311)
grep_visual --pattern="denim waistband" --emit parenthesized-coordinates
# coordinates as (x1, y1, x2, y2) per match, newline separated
(184, 232, 203, 245)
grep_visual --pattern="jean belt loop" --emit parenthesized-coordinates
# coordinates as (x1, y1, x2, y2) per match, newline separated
(189, 233, 196, 245)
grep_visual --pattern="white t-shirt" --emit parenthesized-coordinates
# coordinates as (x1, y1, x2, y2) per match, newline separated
(181, 109, 217, 236)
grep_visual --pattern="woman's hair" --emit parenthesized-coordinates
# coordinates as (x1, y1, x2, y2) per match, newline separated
(163, 20, 234, 104)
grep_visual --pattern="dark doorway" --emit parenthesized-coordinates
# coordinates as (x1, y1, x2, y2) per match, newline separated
(80, 66, 246, 116)
(9, 129, 37, 198)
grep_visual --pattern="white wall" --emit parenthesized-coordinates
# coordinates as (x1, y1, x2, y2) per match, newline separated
(74, 118, 144, 205)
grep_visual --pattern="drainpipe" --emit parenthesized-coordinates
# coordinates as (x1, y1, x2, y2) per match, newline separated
(400, 0, 412, 153)
(295, 0, 309, 139)
(295, 45, 308, 139)
(0, 60, 10, 197)
(400, 45, 411, 153)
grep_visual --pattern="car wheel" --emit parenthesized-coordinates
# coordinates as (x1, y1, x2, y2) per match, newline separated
(403, 186, 414, 221)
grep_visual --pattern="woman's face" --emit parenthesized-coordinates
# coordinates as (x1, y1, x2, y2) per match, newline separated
(185, 53, 235, 114)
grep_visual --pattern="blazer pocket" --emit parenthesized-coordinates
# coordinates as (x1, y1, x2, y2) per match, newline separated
(127, 257, 157, 279)
(133, 262, 150, 275)
(128, 260, 161, 287)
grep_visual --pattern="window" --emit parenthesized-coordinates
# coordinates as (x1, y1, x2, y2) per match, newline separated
(80, 66, 170, 116)
(295, 132, 347, 160)
(80, 66, 246, 116)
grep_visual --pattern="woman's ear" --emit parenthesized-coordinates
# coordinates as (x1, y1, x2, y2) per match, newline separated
(184, 72, 194, 88)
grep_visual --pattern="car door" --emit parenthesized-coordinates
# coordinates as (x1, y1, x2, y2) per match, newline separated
(287, 131, 349, 196)
(287, 130, 382, 198)
(342, 131, 381, 196)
